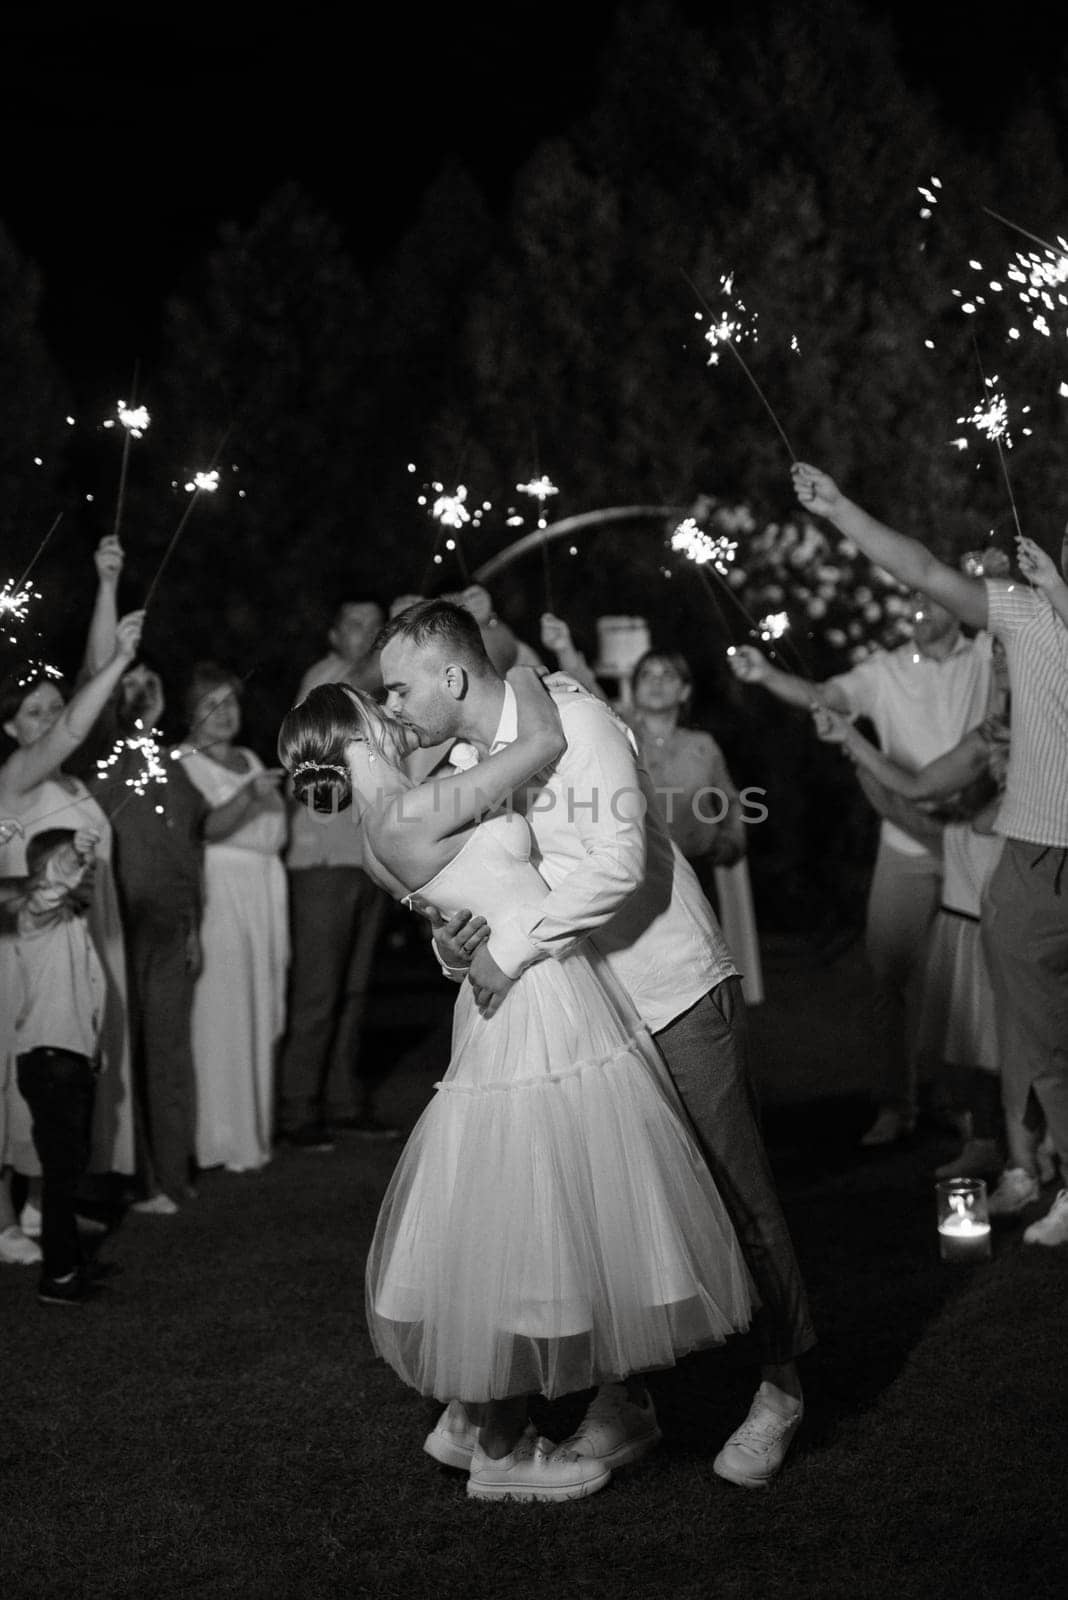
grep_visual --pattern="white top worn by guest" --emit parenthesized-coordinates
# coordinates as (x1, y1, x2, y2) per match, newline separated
(827, 634, 994, 856)
(475, 682, 737, 1033)
(984, 581, 1068, 848)
(13, 879, 105, 1060)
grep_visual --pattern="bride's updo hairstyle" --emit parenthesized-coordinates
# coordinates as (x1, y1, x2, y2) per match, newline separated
(278, 683, 408, 816)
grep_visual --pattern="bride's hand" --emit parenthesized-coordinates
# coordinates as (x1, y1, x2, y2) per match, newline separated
(506, 666, 566, 763)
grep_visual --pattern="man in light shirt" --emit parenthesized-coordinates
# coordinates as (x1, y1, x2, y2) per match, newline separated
(792, 461, 1068, 1246)
(730, 593, 993, 1149)
(378, 599, 814, 1489)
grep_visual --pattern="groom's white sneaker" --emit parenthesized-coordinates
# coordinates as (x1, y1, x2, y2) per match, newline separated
(557, 1382, 662, 1470)
(467, 1435, 611, 1502)
(713, 1382, 803, 1488)
(424, 1401, 480, 1470)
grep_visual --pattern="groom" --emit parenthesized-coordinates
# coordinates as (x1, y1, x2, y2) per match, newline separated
(377, 599, 815, 1486)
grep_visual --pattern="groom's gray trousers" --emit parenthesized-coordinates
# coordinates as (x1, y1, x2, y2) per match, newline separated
(654, 975, 816, 1365)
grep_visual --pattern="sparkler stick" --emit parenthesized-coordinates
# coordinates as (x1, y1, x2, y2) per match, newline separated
(107, 364, 148, 543)
(981, 207, 1061, 258)
(516, 475, 559, 613)
(681, 269, 798, 463)
(142, 428, 231, 612)
(11, 513, 63, 593)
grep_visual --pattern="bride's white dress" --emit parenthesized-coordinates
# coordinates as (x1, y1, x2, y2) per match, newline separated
(366, 812, 753, 1403)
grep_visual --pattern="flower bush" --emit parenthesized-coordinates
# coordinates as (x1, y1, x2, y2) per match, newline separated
(683, 498, 915, 669)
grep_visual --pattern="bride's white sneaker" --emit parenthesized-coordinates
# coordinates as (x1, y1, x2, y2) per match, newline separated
(557, 1382, 662, 1470)
(466, 1434, 611, 1502)
(424, 1401, 480, 1470)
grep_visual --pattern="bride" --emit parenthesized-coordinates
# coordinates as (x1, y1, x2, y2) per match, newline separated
(278, 667, 753, 1503)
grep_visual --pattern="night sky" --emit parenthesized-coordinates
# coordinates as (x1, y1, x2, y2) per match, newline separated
(2, 4, 1065, 390)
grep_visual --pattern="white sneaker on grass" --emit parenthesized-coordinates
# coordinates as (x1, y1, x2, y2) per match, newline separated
(987, 1167, 1040, 1216)
(466, 1434, 611, 1503)
(557, 1382, 662, 1470)
(1023, 1189, 1068, 1247)
(424, 1401, 481, 1470)
(713, 1383, 803, 1489)
(0, 1225, 42, 1265)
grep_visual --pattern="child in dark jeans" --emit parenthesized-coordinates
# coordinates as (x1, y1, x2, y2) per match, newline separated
(8, 826, 106, 1304)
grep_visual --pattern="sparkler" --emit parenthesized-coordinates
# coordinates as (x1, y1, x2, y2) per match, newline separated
(412, 466, 490, 589)
(96, 722, 170, 820)
(961, 344, 1026, 549)
(0, 581, 40, 648)
(142, 465, 221, 612)
(516, 474, 560, 612)
(683, 268, 798, 462)
(669, 515, 813, 680)
(10, 512, 63, 595)
(102, 368, 151, 543)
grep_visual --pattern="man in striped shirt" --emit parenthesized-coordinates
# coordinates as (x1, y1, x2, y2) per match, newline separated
(792, 463, 1068, 1246)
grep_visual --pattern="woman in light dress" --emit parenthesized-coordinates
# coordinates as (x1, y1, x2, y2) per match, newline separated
(279, 666, 753, 1504)
(179, 664, 288, 1174)
(0, 611, 145, 1262)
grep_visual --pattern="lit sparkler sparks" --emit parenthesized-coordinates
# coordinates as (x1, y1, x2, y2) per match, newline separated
(684, 268, 797, 461)
(958, 384, 1012, 447)
(670, 518, 738, 576)
(429, 484, 471, 530)
(0, 581, 39, 647)
(96, 723, 169, 811)
(515, 475, 559, 528)
(916, 175, 942, 221)
(183, 469, 220, 494)
(757, 610, 790, 641)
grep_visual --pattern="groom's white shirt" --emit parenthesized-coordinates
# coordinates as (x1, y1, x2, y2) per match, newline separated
(478, 681, 737, 1033)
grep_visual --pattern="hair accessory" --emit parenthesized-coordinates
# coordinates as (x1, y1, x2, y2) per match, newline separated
(291, 760, 348, 781)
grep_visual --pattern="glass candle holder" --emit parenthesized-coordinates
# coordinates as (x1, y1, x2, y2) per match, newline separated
(936, 1177, 991, 1263)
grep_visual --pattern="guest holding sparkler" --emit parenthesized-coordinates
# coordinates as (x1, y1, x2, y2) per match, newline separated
(812, 646, 1011, 1183)
(180, 665, 288, 1174)
(275, 599, 396, 1148)
(0, 606, 145, 1250)
(793, 463, 1068, 1244)
(730, 574, 993, 1147)
(78, 537, 210, 1213)
(538, 613, 605, 698)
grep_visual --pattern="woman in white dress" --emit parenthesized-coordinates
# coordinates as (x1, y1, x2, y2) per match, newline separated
(279, 668, 753, 1503)
(0, 612, 145, 1257)
(179, 665, 288, 1174)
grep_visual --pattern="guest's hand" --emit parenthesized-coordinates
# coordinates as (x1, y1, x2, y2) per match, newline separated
(467, 943, 514, 1019)
(113, 610, 145, 662)
(792, 463, 843, 519)
(1016, 534, 1061, 590)
(811, 705, 851, 744)
(72, 828, 100, 861)
(456, 584, 495, 627)
(94, 535, 124, 585)
(727, 645, 771, 685)
(539, 614, 574, 656)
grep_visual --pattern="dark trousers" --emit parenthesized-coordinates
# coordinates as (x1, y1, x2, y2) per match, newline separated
(16, 1048, 96, 1281)
(654, 977, 816, 1367)
(126, 915, 197, 1201)
(276, 867, 388, 1133)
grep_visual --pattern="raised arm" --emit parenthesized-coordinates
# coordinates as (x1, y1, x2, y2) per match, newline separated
(792, 463, 988, 632)
(3, 612, 145, 797)
(1017, 534, 1068, 629)
(83, 536, 124, 676)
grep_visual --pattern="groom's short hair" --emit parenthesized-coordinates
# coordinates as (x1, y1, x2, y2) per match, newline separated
(374, 599, 494, 673)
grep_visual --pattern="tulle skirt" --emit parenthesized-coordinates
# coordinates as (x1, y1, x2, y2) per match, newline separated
(366, 949, 753, 1402)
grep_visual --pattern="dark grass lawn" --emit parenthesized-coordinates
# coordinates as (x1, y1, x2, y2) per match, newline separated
(4, 935, 1066, 1600)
